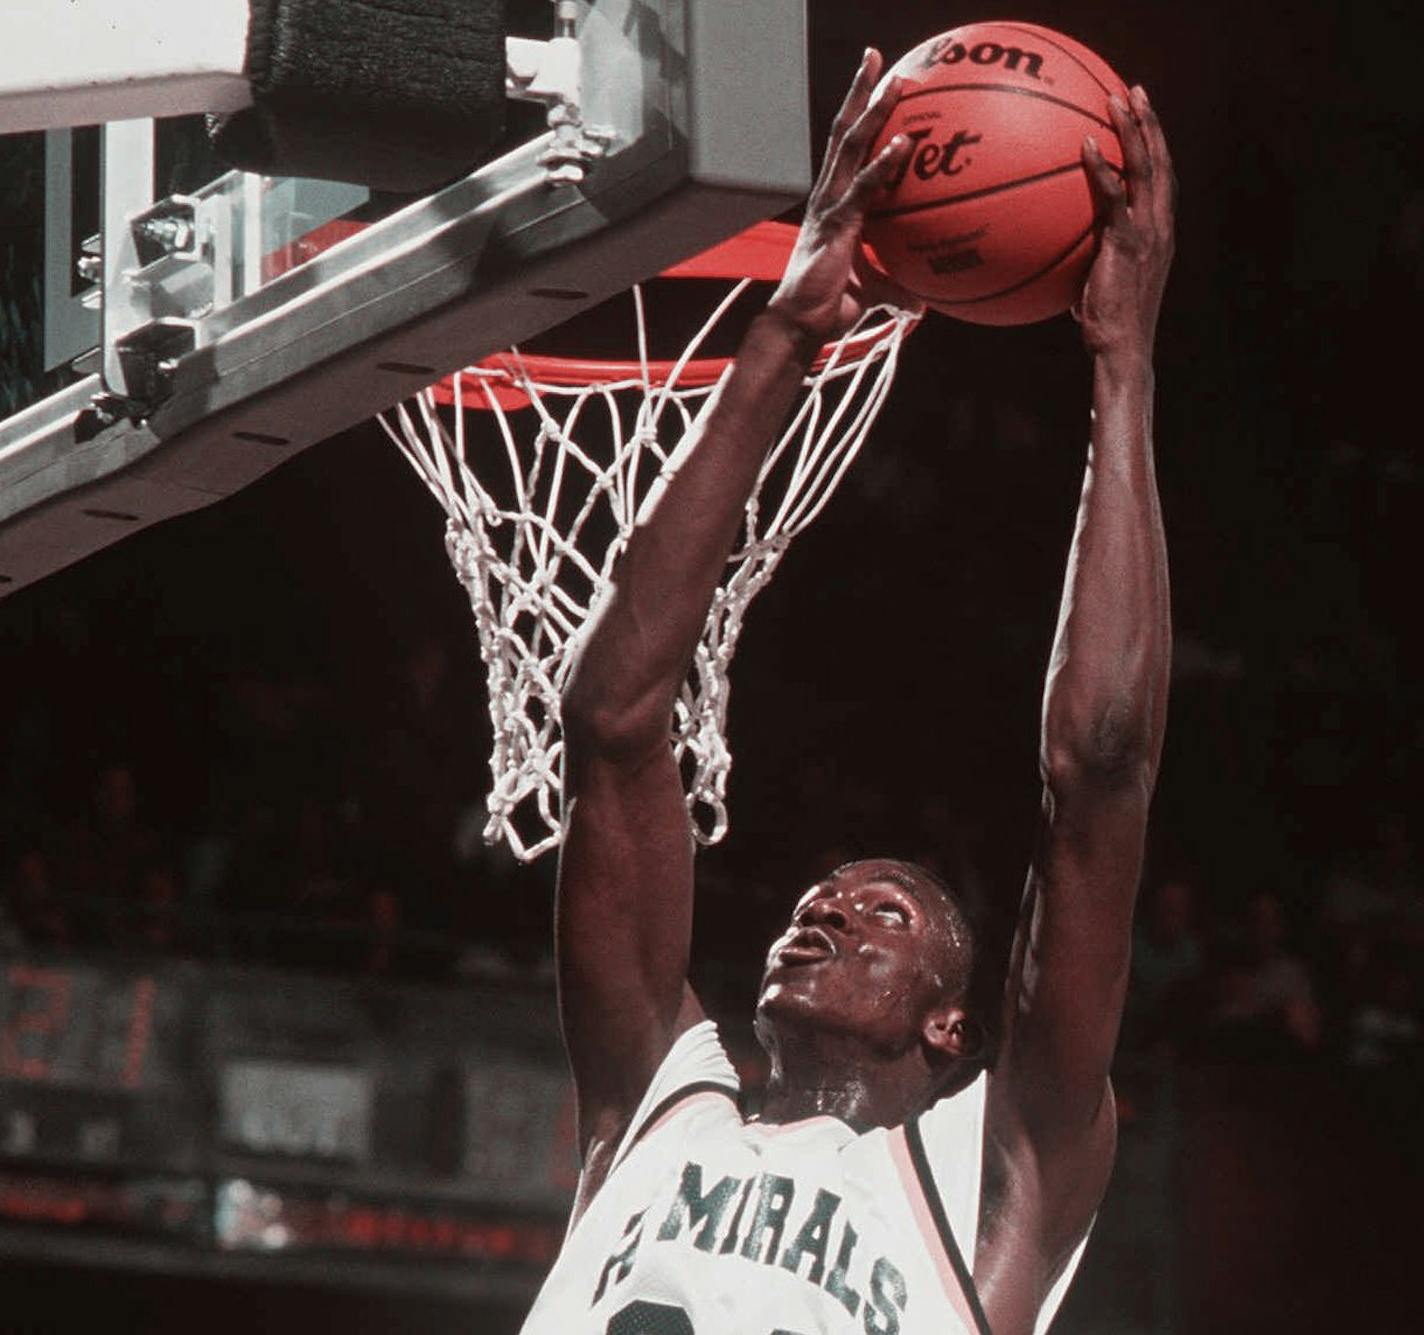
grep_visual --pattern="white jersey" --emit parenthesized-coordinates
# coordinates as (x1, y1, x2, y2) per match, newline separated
(521, 1021, 1088, 1335)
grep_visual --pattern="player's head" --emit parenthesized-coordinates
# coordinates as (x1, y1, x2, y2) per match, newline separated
(755, 857, 985, 1093)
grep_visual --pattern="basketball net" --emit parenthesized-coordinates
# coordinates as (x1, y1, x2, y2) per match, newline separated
(379, 222, 917, 860)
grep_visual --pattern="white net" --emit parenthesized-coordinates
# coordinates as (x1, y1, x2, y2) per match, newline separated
(379, 280, 915, 861)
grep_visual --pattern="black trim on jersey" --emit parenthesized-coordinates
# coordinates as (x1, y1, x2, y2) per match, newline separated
(621, 1080, 738, 1163)
(905, 1114, 994, 1335)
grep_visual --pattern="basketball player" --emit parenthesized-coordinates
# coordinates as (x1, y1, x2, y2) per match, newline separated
(521, 48, 1176, 1335)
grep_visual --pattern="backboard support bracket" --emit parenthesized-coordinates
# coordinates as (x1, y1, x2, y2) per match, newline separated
(0, 0, 812, 595)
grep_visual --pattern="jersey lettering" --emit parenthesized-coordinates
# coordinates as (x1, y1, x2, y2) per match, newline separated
(593, 1210, 647, 1304)
(606, 1300, 694, 1335)
(865, 1257, 909, 1335)
(606, 1301, 811, 1335)
(825, 1220, 863, 1317)
(596, 1159, 909, 1328)
(657, 1163, 740, 1252)
(719, 1175, 758, 1254)
(739, 1173, 796, 1263)
(778, 1187, 840, 1283)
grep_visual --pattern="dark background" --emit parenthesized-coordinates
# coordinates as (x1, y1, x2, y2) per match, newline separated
(2, 0, 1422, 1331)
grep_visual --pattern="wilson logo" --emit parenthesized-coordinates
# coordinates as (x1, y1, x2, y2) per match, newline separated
(931, 38, 1045, 80)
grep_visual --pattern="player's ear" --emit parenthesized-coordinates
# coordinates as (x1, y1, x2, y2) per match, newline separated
(923, 1005, 980, 1061)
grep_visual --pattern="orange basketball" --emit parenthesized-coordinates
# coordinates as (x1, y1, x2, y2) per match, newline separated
(863, 22, 1128, 326)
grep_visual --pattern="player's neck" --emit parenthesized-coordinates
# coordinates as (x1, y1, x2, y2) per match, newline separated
(759, 1048, 929, 1129)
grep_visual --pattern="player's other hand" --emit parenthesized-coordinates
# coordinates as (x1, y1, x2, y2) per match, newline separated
(1076, 85, 1176, 359)
(769, 49, 925, 345)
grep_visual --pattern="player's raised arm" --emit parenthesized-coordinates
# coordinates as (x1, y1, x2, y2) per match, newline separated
(977, 86, 1176, 1323)
(555, 50, 916, 1205)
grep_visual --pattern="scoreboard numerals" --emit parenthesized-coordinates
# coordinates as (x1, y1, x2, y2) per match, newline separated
(116, 976, 158, 1090)
(0, 965, 160, 1091)
(0, 966, 72, 1081)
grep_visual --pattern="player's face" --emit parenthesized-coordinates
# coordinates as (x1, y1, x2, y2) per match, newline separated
(755, 859, 966, 1059)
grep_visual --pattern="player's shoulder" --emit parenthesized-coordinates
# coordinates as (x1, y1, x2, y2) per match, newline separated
(607, 1020, 742, 1172)
(570, 1019, 742, 1225)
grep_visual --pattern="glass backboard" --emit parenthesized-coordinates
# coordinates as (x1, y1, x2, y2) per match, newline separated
(0, 0, 811, 595)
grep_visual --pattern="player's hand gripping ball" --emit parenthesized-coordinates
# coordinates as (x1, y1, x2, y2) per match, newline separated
(863, 22, 1129, 326)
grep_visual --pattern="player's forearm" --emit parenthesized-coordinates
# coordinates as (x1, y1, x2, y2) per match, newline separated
(562, 308, 818, 757)
(1040, 348, 1170, 786)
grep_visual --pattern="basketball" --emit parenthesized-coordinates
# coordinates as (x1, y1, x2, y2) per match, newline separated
(863, 22, 1129, 326)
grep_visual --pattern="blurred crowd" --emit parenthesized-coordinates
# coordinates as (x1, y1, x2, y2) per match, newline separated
(1121, 832, 1422, 1075)
(0, 633, 553, 982)
(0, 477, 1420, 1093)
(2, 622, 1419, 1086)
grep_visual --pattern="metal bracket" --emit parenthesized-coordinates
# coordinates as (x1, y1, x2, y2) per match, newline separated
(505, 35, 581, 109)
(77, 233, 103, 291)
(506, 3, 616, 186)
(100, 186, 231, 418)
(109, 317, 198, 414)
(540, 109, 614, 185)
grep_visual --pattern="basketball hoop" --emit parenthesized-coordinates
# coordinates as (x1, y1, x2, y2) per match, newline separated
(379, 221, 918, 860)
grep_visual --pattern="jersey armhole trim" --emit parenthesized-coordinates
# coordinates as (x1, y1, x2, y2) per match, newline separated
(611, 1079, 739, 1173)
(906, 1113, 994, 1335)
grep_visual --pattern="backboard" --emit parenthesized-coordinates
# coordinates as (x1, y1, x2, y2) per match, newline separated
(0, 0, 811, 595)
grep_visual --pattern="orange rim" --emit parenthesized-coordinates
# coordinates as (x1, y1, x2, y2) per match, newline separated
(266, 216, 910, 412)
(435, 220, 806, 410)
(431, 318, 906, 410)
(436, 222, 917, 411)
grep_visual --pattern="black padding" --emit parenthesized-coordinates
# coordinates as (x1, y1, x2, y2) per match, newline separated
(210, 0, 508, 193)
